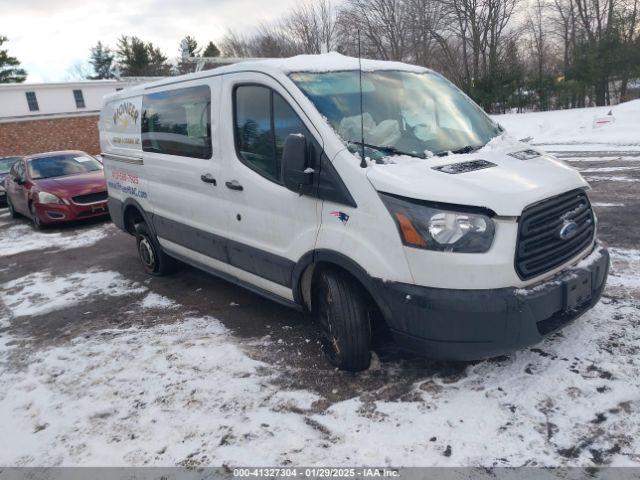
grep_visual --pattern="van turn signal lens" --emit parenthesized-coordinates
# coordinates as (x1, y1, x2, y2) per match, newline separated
(395, 213, 427, 247)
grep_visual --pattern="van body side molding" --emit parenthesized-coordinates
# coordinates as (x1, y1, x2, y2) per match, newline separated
(164, 248, 302, 312)
(146, 209, 295, 288)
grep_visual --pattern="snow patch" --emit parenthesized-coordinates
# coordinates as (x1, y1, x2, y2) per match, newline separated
(0, 317, 320, 466)
(579, 166, 638, 173)
(592, 203, 624, 207)
(254, 52, 429, 74)
(493, 100, 640, 148)
(139, 292, 178, 310)
(0, 223, 111, 257)
(0, 270, 146, 317)
(586, 176, 638, 183)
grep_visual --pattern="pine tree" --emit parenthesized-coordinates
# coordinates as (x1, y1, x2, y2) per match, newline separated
(177, 35, 201, 74)
(89, 41, 115, 79)
(0, 36, 27, 83)
(202, 41, 221, 57)
(116, 36, 171, 77)
(180, 35, 201, 57)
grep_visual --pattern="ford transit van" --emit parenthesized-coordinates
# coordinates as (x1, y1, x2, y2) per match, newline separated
(99, 52, 609, 371)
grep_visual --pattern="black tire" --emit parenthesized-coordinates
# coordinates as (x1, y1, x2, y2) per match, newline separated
(29, 202, 43, 230)
(313, 268, 372, 372)
(7, 196, 19, 218)
(134, 222, 176, 276)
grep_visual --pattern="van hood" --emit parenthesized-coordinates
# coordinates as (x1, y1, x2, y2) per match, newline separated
(366, 138, 588, 216)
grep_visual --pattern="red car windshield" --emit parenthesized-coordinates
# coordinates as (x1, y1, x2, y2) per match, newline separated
(28, 154, 103, 180)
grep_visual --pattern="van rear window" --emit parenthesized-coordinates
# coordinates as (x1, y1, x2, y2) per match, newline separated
(142, 85, 212, 159)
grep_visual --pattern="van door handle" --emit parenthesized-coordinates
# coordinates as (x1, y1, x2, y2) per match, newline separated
(225, 180, 243, 191)
(200, 173, 216, 185)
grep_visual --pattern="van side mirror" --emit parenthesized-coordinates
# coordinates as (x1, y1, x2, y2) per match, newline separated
(282, 133, 313, 194)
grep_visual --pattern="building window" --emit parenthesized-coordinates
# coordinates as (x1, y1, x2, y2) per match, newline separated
(142, 85, 212, 159)
(25, 91, 39, 111)
(73, 89, 86, 108)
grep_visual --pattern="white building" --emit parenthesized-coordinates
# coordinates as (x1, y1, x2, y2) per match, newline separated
(0, 79, 150, 122)
(0, 79, 159, 156)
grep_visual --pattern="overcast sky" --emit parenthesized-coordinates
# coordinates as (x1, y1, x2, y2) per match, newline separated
(0, 0, 299, 83)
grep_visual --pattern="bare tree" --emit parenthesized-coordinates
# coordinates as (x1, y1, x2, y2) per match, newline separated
(336, 0, 409, 61)
(282, 0, 337, 53)
(526, 0, 555, 109)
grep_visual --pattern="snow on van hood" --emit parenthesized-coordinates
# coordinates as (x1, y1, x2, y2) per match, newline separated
(366, 135, 589, 216)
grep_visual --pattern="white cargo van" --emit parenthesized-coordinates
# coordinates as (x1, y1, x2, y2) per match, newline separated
(99, 53, 609, 371)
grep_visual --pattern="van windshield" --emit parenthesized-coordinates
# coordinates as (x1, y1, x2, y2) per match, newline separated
(289, 70, 502, 159)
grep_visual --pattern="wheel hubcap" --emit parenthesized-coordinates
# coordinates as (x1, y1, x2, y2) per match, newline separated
(139, 237, 155, 268)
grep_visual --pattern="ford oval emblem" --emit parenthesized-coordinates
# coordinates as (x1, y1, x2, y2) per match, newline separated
(559, 221, 578, 240)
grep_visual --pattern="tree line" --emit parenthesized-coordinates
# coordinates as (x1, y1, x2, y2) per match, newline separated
(216, 0, 640, 112)
(2, 0, 639, 113)
(87, 36, 221, 79)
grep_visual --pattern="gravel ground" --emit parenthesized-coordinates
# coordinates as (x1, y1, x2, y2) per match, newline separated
(0, 151, 639, 467)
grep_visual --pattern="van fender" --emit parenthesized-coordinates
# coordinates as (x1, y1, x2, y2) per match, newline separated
(118, 197, 155, 236)
(291, 249, 392, 321)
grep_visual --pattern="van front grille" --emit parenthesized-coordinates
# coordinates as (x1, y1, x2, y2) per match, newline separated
(72, 191, 108, 204)
(516, 189, 595, 280)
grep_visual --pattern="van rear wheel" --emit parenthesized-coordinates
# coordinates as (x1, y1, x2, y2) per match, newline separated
(313, 268, 372, 372)
(134, 222, 176, 276)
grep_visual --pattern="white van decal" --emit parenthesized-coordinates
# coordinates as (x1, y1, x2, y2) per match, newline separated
(108, 170, 148, 199)
(113, 101, 140, 127)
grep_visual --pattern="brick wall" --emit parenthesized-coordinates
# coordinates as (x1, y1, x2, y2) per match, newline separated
(0, 115, 100, 156)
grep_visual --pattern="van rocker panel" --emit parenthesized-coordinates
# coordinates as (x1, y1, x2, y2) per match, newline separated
(372, 243, 609, 361)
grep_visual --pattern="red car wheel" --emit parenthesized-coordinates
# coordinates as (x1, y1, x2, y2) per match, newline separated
(29, 202, 44, 230)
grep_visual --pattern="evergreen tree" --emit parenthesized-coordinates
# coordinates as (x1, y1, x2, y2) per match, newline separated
(116, 36, 171, 77)
(177, 35, 201, 74)
(180, 35, 201, 57)
(0, 35, 27, 83)
(202, 41, 221, 57)
(89, 41, 115, 79)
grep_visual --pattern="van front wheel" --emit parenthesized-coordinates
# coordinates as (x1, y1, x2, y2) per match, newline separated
(313, 269, 372, 372)
(134, 222, 176, 276)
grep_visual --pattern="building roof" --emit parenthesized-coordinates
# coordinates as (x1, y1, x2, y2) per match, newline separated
(0, 79, 159, 91)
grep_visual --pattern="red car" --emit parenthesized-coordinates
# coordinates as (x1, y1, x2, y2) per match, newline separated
(4, 150, 109, 229)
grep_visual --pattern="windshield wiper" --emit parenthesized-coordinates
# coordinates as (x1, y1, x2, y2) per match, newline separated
(348, 141, 424, 159)
(436, 145, 483, 156)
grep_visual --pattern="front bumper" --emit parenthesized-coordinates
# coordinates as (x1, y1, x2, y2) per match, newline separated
(375, 243, 610, 361)
(34, 200, 110, 224)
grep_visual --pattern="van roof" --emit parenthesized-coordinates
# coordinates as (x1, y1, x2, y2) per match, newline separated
(104, 52, 431, 101)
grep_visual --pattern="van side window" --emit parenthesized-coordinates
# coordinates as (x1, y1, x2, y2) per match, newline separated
(142, 85, 212, 159)
(234, 85, 310, 182)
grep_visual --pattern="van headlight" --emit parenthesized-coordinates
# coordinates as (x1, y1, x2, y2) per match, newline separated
(37, 191, 64, 204)
(380, 193, 495, 253)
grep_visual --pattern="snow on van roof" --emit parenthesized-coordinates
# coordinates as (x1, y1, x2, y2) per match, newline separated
(104, 53, 429, 101)
(249, 52, 429, 74)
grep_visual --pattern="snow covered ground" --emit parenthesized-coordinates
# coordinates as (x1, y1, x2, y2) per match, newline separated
(0, 104, 639, 467)
(0, 235, 639, 466)
(493, 100, 640, 150)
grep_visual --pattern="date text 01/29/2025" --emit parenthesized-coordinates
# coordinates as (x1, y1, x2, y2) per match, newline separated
(233, 468, 400, 477)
